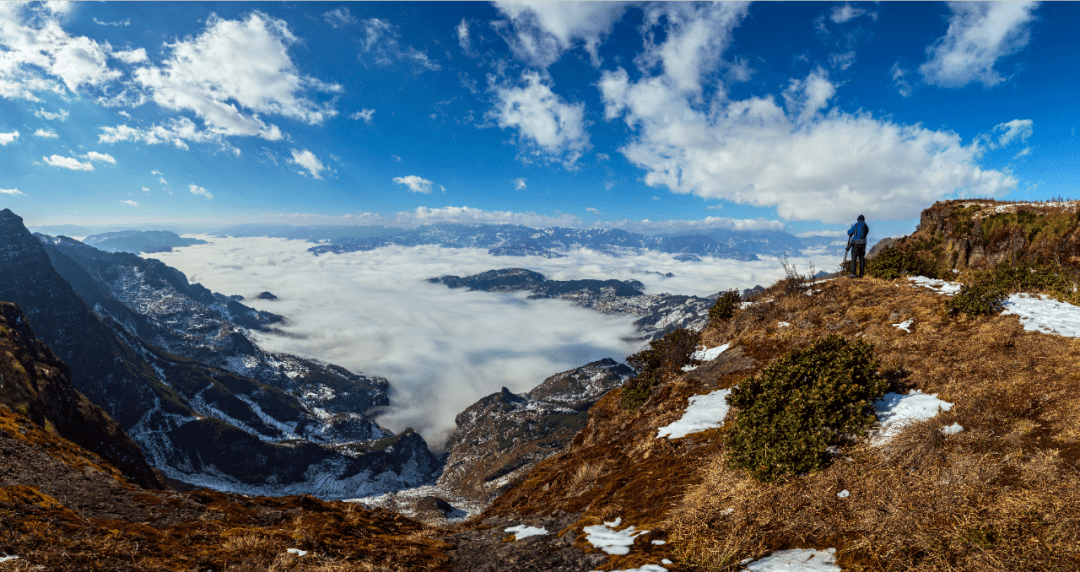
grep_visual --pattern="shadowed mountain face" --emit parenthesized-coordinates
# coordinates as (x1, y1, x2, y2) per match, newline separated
(0, 209, 441, 498)
(0, 301, 164, 489)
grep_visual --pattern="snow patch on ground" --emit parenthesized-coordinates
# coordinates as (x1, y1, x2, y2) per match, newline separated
(1002, 293, 1080, 337)
(505, 525, 548, 540)
(941, 422, 964, 436)
(907, 276, 962, 295)
(892, 319, 912, 332)
(583, 518, 649, 555)
(872, 390, 954, 446)
(741, 548, 841, 572)
(286, 548, 308, 557)
(657, 388, 733, 439)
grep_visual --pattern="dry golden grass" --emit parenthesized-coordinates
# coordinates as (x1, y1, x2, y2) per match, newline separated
(484, 270, 1080, 572)
(665, 274, 1080, 571)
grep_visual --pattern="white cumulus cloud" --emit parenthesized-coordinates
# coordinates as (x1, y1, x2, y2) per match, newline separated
(0, 130, 18, 145)
(493, 1, 629, 67)
(84, 151, 115, 164)
(487, 71, 590, 168)
(393, 175, 435, 194)
(599, 14, 1018, 225)
(290, 148, 326, 179)
(990, 118, 1033, 148)
(43, 154, 93, 171)
(350, 108, 375, 124)
(514, 177, 527, 191)
(0, 3, 120, 100)
(635, 2, 750, 94)
(189, 184, 213, 199)
(0, 187, 23, 195)
(33, 128, 57, 138)
(920, 1, 1039, 88)
(120, 199, 139, 206)
(323, 7, 356, 29)
(35, 108, 68, 121)
(112, 47, 147, 64)
(358, 18, 440, 71)
(132, 12, 340, 142)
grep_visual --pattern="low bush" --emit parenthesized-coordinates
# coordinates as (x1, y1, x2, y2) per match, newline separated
(866, 246, 940, 280)
(724, 335, 888, 483)
(708, 290, 741, 326)
(945, 283, 1008, 319)
(621, 328, 699, 411)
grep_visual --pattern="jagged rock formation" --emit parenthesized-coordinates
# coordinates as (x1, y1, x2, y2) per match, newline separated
(437, 358, 633, 503)
(82, 230, 209, 254)
(308, 223, 761, 260)
(431, 268, 714, 339)
(0, 302, 164, 489)
(899, 199, 1080, 269)
(1, 209, 439, 498)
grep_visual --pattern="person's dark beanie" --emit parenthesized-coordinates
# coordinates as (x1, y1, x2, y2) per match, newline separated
(857, 215, 865, 221)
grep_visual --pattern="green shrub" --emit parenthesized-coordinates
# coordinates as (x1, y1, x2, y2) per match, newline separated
(621, 328, 700, 411)
(866, 246, 940, 280)
(708, 290, 741, 326)
(945, 283, 1008, 319)
(724, 335, 888, 483)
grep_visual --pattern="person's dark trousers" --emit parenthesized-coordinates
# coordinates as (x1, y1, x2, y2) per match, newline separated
(850, 245, 866, 277)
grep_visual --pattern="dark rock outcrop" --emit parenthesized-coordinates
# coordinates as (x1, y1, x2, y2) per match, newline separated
(437, 358, 633, 502)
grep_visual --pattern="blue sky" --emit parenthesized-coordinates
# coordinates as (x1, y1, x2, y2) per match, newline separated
(0, 1, 1073, 239)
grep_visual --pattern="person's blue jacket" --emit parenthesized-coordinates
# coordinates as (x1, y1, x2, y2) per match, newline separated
(848, 220, 869, 241)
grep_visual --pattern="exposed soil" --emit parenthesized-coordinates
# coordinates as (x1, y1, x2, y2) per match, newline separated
(443, 511, 608, 572)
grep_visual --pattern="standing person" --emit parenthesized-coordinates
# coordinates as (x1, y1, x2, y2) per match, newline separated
(847, 215, 869, 278)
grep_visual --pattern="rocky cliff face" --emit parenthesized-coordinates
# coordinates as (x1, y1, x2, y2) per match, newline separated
(1, 209, 440, 498)
(0, 302, 164, 489)
(436, 358, 633, 503)
(898, 199, 1080, 269)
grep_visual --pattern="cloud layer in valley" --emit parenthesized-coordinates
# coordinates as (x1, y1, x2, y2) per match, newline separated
(148, 237, 831, 446)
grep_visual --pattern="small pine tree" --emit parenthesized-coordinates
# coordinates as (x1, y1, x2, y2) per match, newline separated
(708, 290, 741, 326)
(724, 335, 888, 482)
(621, 328, 699, 411)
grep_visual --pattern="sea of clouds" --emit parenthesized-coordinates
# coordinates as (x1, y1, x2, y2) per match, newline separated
(148, 237, 839, 447)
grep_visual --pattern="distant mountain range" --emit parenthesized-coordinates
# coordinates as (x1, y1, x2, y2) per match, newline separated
(211, 222, 852, 260)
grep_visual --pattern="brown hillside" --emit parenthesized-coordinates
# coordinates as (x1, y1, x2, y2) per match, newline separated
(478, 242, 1080, 571)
